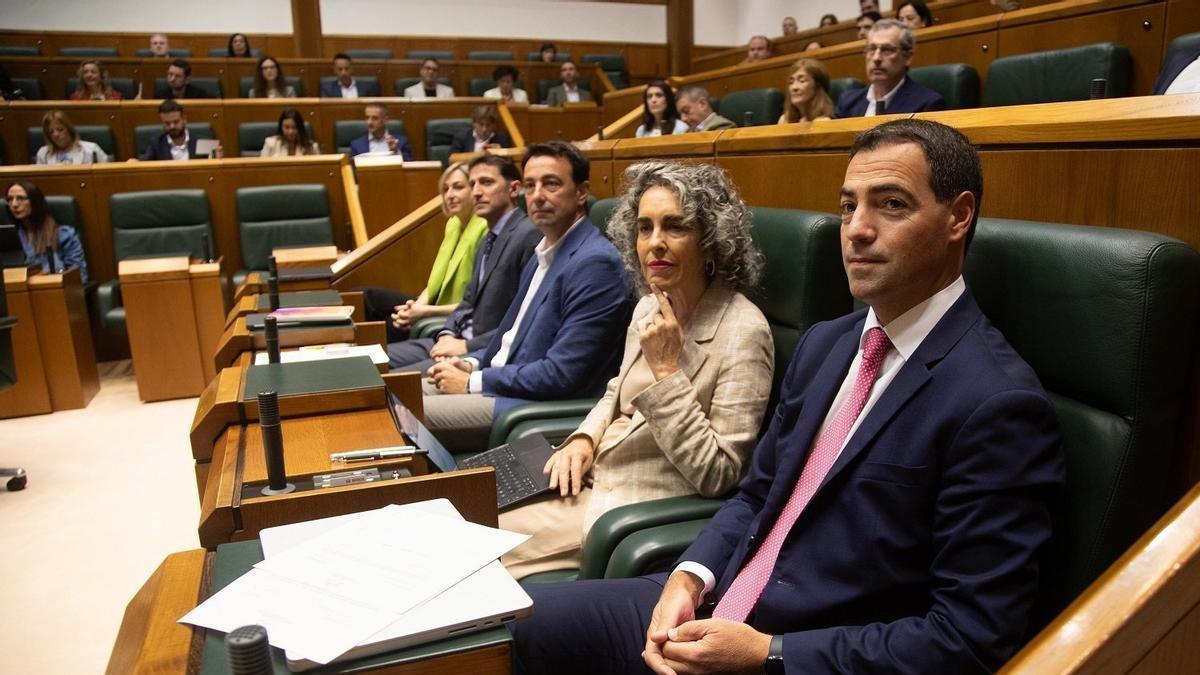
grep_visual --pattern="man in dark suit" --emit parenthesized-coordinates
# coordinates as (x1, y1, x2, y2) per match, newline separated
(510, 119, 1064, 674)
(422, 141, 630, 453)
(318, 53, 381, 98)
(164, 59, 211, 99)
(348, 103, 412, 160)
(388, 154, 542, 371)
(137, 100, 221, 161)
(544, 61, 594, 106)
(449, 105, 514, 154)
(1153, 42, 1200, 94)
(835, 19, 945, 118)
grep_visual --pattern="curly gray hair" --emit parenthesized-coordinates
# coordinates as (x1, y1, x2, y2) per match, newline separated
(607, 161, 763, 294)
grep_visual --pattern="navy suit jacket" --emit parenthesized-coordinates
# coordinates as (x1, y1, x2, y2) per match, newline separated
(1153, 44, 1200, 94)
(472, 217, 629, 414)
(449, 128, 514, 154)
(682, 290, 1063, 672)
(349, 133, 413, 161)
(139, 133, 202, 161)
(318, 78, 381, 98)
(834, 76, 947, 118)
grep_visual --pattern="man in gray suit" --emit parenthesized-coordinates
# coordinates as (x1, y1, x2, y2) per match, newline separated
(544, 60, 594, 106)
(388, 154, 542, 371)
(677, 85, 737, 132)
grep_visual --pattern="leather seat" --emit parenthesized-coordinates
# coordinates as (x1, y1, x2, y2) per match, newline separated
(344, 49, 392, 60)
(10, 78, 43, 100)
(234, 184, 333, 288)
(26, 124, 116, 162)
(0, 46, 39, 56)
(537, 78, 591, 102)
(908, 63, 980, 109)
(237, 120, 314, 157)
(133, 123, 215, 158)
(426, 118, 472, 166)
(65, 76, 138, 100)
(468, 51, 513, 61)
(153, 77, 223, 99)
(717, 88, 785, 127)
(58, 47, 118, 57)
(982, 42, 1132, 106)
(527, 52, 570, 62)
(207, 47, 263, 58)
(97, 189, 214, 335)
(134, 48, 191, 58)
(320, 75, 380, 96)
(393, 76, 451, 95)
(582, 54, 627, 89)
(334, 119, 406, 155)
(829, 77, 865, 104)
(237, 76, 304, 98)
(406, 50, 454, 61)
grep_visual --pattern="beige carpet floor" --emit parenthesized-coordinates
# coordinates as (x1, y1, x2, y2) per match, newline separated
(0, 361, 201, 674)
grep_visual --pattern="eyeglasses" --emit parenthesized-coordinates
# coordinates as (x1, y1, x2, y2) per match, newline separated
(5, 195, 29, 203)
(864, 45, 903, 57)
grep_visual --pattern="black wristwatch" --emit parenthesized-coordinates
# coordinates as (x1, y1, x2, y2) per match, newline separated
(764, 634, 785, 674)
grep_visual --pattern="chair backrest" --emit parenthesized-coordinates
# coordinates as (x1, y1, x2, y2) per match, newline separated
(235, 184, 333, 271)
(982, 42, 1132, 107)
(829, 77, 866, 103)
(65, 77, 138, 100)
(344, 48, 393, 60)
(238, 75, 304, 98)
(908, 63, 980, 109)
(589, 198, 620, 233)
(718, 88, 785, 127)
(468, 50, 513, 61)
(962, 218, 1200, 626)
(10, 78, 43, 100)
(469, 78, 496, 97)
(0, 46, 39, 56)
(208, 47, 263, 57)
(237, 120, 315, 156)
(134, 48, 191, 58)
(153, 77, 223, 98)
(58, 47, 118, 57)
(133, 122, 215, 157)
(334, 119, 406, 154)
(26, 124, 116, 161)
(109, 189, 212, 262)
(406, 50, 454, 60)
(425, 118, 472, 166)
(581, 53, 626, 72)
(527, 51, 570, 62)
(45, 195, 82, 233)
(537, 78, 591, 102)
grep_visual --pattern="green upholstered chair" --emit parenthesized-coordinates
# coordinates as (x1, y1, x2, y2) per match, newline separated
(237, 120, 315, 157)
(344, 48, 393, 60)
(406, 50, 454, 61)
(96, 189, 213, 334)
(394, 76, 452, 94)
(537, 78, 591, 103)
(581, 54, 627, 88)
(208, 47, 263, 57)
(468, 50, 513, 61)
(426, 118, 472, 166)
(319, 75, 381, 95)
(829, 77, 866, 104)
(234, 184, 333, 288)
(65, 76, 138, 100)
(58, 47, 118, 57)
(0, 45, 39, 56)
(717, 88, 785, 127)
(981, 42, 1132, 107)
(469, 78, 496, 97)
(153, 77, 223, 99)
(528, 52, 571, 62)
(133, 122, 215, 158)
(134, 48, 191, 58)
(334, 119, 406, 155)
(26, 124, 116, 162)
(1, 195, 82, 231)
(237, 76, 304, 98)
(908, 63, 980, 109)
(11, 78, 43, 100)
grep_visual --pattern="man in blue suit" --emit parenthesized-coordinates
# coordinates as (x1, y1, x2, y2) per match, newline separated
(1153, 41, 1200, 94)
(348, 103, 412, 161)
(318, 53, 381, 98)
(138, 100, 221, 161)
(510, 119, 1064, 674)
(834, 19, 946, 118)
(422, 141, 630, 453)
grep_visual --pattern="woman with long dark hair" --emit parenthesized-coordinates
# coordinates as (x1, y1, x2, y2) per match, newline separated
(5, 181, 87, 281)
(260, 108, 319, 156)
(636, 81, 687, 138)
(227, 33, 253, 57)
(250, 56, 295, 98)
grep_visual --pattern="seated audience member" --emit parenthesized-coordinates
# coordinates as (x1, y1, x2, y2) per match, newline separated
(386, 154, 541, 369)
(250, 56, 295, 98)
(349, 103, 413, 160)
(1154, 40, 1200, 94)
(227, 33, 252, 57)
(510, 117, 1064, 675)
(149, 33, 170, 57)
(450, 105, 514, 154)
(260, 108, 320, 157)
(898, 0, 934, 29)
(35, 110, 109, 165)
(781, 17, 798, 36)
(637, 81, 688, 138)
(165, 59, 211, 99)
(421, 142, 630, 453)
(70, 60, 123, 100)
(485, 65, 529, 103)
(991, 0, 1022, 9)
(780, 58, 834, 123)
(545, 60, 593, 106)
(835, 19, 945, 118)
(745, 35, 772, 63)
(804, 40, 824, 51)
(819, 13, 838, 27)
(5, 181, 88, 282)
(859, 0, 880, 12)
(499, 160, 772, 579)
(404, 58, 456, 98)
(319, 53, 380, 98)
(676, 86, 736, 132)
(539, 43, 559, 63)
(856, 11, 883, 39)
(138, 100, 221, 160)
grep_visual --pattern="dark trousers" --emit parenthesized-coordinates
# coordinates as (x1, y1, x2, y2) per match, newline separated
(509, 574, 667, 675)
(359, 286, 412, 342)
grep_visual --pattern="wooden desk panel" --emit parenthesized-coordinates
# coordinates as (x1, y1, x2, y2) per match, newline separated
(503, 104, 603, 145)
(0, 269, 52, 418)
(239, 408, 409, 481)
(356, 162, 444, 239)
(189, 261, 225, 384)
(28, 267, 99, 410)
(120, 257, 207, 401)
(331, 197, 446, 295)
(104, 548, 208, 675)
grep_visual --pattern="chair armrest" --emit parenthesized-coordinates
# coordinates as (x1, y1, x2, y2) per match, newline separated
(0, 317, 17, 330)
(411, 316, 446, 340)
(96, 279, 123, 332)
(579, 493, 727, 579)
(488, 398, 598, 448)
(507, 417, 589, 446)
(604, 519, 712, 579)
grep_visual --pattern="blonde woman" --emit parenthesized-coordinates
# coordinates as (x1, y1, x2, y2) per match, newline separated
(69, 60, 122, 101)
(35, 110, 108, 165)
(778, 58, 834, 123)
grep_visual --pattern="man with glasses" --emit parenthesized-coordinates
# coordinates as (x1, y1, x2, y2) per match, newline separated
(403, 58, 456, 98)
(834, 19, 945, 118)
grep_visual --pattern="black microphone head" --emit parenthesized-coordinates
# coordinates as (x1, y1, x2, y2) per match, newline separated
(257, 390, 279, 425)
(225, 624, 272, 675)
(267, 255, 278, 276)
(1089, 78, 1108, 100)
(596, 124, 604, 141)
(743, 111, 754, 127)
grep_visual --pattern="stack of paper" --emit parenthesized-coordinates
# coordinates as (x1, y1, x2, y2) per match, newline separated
(179, 501, 529, 666)
(252, 343, 388, 366)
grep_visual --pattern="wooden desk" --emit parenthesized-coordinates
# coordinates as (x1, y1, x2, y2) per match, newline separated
(0, 266, 98, 417)
(224, 289, 364, 327)
(212, 316, 386, 371)
(356, 161, 444, 239)
(271, 244, 339, 268)
(120, 256, 226, 401)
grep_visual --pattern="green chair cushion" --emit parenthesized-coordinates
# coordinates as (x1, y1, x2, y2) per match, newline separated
(344, 49, 392, 60)
(208, 47, 263, 57)
(109, 188, 212, 261)
(411, 315, 447, 339)
(0, 46, 39, 56)
(908, 63, 980, 109)
(579, 494, 726, 579)
(605, 519, 712, 579)
(488, 399, 598, 449)
(521, 569, 580, 584)
(589, 197, 619, 232)
(468, 51, 513, 61)
(982, 42, 1132, 106)
(58, 47, 118, 57)
(426, 118, 472, 165)
(235, 184, 333, 271)
(10, 78, 42, 100)
(406, 50, 455, 60)
(717, 88, 785, 127)
(581, 54, 626, 72)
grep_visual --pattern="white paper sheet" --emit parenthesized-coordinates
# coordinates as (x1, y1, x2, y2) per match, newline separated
(252, 343, 388, 365)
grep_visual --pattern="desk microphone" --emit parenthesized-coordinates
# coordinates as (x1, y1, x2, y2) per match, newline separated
(225, 624, 272, 675)
(258, 390, 295, 495)
(44, 251, 57, 274)
(596, 125, 604, 140)
(743, 111, 754, 127)
(200, 232, 214, 263)
(1090, 78, 1108, 100)
(267, 256, 280, 310)
(264, 315, 281, 364)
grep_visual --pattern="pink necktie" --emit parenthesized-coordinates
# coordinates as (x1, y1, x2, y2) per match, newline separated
(713, 327, 892, 623)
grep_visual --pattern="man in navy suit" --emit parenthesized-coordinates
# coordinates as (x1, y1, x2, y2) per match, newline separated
(318, 53, 381, 98)
(449, 105, 514, 154)
(510, 119, 1064, 674)
(348, 103, 412, 160)
(835, 19, 946, 118)
(1153, 41, 1200, 94)
(138, 100, 221, 161)
(422, 141, 630, 453)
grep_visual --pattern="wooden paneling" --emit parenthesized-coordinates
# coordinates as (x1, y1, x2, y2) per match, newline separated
(1164, 0, 1200, 46)
(120, 258, 207, 401)
(104, 548, 208, 675)
(28, 268, 99, 410)
(0, 271, 52, 418)
(503, 103, 604, 144)
(357, 163, 444, 239)
(333, 197, 446, 295)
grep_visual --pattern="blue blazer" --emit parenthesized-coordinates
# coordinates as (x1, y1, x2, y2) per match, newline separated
(682, 289, 1063, 672)
(349, 133, 413, 161)
(18, 224, 88, 283)
(472, 217, 629, 414)
(834, 76, 946, 118)
(1153, 44, 1200, 94)
(318, 79, 382, 98)
(139, 133, 203, 161)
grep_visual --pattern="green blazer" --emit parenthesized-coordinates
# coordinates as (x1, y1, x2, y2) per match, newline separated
(425, 214, 488, 305)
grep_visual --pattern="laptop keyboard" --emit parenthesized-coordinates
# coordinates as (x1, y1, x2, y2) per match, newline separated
(460, 445, 539, 507)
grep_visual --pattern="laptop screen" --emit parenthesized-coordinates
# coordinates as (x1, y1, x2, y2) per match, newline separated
(386, 392, 458, 473)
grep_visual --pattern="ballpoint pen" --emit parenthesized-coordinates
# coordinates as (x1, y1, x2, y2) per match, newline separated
(330, 446, 419, 462)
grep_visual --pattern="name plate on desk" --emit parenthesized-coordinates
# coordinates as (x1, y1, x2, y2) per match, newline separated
(240, 355, 385, 418)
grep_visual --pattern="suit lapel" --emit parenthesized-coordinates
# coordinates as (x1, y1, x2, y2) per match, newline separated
(474, 211, 523, 295)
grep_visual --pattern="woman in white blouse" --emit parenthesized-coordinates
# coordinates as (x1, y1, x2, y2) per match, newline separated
(483, 65, 529, 104)
(35, 110, 108, 165)
(635, 81, 688, 138)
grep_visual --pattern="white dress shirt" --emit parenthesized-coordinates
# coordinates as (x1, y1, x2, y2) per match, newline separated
(1165, 56, 1200, 94)
(563, 84, 582, 103)
(367, 133, 394, 155)
(865, 77, 907, 117)
(169, 130, 191, 161)
(340, 79, 359, 99)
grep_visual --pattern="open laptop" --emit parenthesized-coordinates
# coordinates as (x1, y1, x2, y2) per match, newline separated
(0, 225, 26, 268)
(388, 393, 557, 510)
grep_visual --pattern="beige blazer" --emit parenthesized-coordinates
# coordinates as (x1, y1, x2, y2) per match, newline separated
(260, 135, 319, 157)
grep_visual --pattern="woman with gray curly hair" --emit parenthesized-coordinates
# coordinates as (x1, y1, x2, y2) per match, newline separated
(500, 161, 775, 579)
